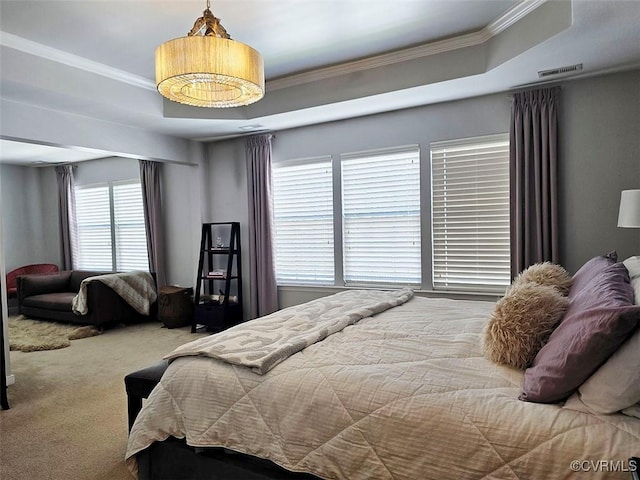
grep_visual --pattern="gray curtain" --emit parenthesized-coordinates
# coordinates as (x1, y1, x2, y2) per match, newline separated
(55, 165, 77, 270)
(246, 134, 278, 318)
(139, 160, 166, 287)
(509, 87, 560, 278)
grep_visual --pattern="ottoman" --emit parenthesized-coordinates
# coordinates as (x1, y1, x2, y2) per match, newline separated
(124, 360, 169, 431)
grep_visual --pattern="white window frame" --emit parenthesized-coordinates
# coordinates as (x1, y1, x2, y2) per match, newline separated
(272, 136, 510, 294)
(340, 146, 421, 286)
(430, 133, 510, 294)
(272, 157, 335, 286)
(74, 179, 148, 272)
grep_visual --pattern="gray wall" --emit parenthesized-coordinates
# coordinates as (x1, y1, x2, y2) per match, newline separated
(206, 69, 640, 309)
(162, 161, 204, 288)
(208, 91, 510, 308)
(0, 99, 194, 164)
(73, 155, 207, 287)
(0, 154, 206, 288)
(206, 140, 252, 317)
(0, 164, 59, 271)
(74, 156, 139, 186)
(2, 69, 638, 311)
(558, 70, 640, 272)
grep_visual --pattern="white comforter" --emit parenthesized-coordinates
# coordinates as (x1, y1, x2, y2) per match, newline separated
(126, 295, 640, 479)
(165, 288, 414, 374)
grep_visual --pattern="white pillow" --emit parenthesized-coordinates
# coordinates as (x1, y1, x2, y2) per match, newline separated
(623, 256, 640, 304)
(623, 255, 640, 277)
(577, 325, 640, 415)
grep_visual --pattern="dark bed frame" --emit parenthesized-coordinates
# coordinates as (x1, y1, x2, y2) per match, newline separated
(138, 439, 639, 480)
(137, 437, 322, 480)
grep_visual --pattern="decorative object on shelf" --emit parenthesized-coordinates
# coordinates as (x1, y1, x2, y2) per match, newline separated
(193, 222, 244, 332)
(618, 189, 640, 228)
(155, 0, 264, 108)
(207, 269, 226, 279)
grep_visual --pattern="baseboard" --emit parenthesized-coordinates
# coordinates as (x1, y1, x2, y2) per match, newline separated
(6, 374, 15, 386)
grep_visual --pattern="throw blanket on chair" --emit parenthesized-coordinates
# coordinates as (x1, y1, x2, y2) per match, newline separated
(165, 288, 414, 374)
(72, 271, 157, 316)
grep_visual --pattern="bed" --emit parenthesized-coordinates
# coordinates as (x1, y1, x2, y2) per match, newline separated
(126, 254, 640, 480)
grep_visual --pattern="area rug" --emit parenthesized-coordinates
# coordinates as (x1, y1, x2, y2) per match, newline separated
(8, 315, 101, 352)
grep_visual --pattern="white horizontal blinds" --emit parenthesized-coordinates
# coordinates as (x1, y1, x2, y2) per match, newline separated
(430, 133, 510, 293)
(272, 158, 334, 285)
(113, 182, 149, 272)
(75, 185, 113, 270)
(341, 147, 421, 285)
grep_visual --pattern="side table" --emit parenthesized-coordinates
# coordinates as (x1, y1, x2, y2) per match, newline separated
(158, 286, 194, 328)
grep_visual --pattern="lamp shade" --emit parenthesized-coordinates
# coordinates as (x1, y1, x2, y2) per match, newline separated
(156, 36, 264, 108)
(617, 189, 640, 228)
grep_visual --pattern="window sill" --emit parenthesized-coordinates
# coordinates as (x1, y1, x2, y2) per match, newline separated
(277, 284, 501, 303)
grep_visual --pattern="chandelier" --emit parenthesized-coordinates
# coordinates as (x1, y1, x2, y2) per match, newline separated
(155, 0, 265, 108)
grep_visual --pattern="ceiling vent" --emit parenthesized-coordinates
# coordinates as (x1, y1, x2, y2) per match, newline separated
(538, 63, 583, 78)
(239, 124, 266, 131)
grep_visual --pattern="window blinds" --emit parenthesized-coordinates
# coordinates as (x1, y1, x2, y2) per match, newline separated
(272, 159, 334, 285)
(74, 181, 148, 272)
(430, 133, 510, 293)
(341, 147, 421, 285)
(75, 185, 113, 270)
(113, 182, 148, 271)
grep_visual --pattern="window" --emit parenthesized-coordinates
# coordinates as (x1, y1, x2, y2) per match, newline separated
(272, 147, 420, 287)
(75, 185, 112, 270)
(272, 159, 334, 285)
(112, 182, 148, 271)
(74, 180, 148, 272)
(341, 147, 421, 285)
(272, 136, 509, 293)
(430, 134, 510, 293)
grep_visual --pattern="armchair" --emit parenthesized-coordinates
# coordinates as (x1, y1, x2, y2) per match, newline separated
(6, 263, 58, 298)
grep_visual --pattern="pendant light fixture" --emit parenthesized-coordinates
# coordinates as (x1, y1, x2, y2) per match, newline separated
(155, 0, 265, 108)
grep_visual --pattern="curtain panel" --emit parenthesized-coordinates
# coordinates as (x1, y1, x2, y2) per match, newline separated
(55, 165, 77, 270)
(509, 86, 560, 278)
(139, 160, 166, 287)
(245, 134, 278, 318)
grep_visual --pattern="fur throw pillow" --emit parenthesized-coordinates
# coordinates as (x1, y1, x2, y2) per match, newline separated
(512, 262, 573, 296)
(483, 282, 569, 370)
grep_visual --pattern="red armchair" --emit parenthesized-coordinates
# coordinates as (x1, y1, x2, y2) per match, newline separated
(6, 264, 59, 298)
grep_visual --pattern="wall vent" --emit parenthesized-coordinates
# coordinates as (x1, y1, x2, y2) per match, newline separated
(538, 63, 583, 78)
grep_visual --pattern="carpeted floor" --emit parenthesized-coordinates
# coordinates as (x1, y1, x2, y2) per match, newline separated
(0, 320, 206, 480)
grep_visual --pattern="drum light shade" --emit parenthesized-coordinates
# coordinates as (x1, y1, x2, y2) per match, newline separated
(155, 2, 264, 108)
(617, 189, 640, 228)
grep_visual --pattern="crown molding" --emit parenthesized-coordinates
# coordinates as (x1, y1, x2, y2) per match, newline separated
(486, 0, 548, 36)
(267, 0, 547, 91)
(0, 0, 545, 95)
(266, 30, 485, 91)
(0, 31, 156, 91)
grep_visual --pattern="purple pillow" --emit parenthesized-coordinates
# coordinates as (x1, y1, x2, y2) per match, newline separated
(568, 251, 617, 296)
(521, 261, 640, 403)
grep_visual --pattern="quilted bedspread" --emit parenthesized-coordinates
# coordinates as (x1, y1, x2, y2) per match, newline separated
(126, 295, 640, 479)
